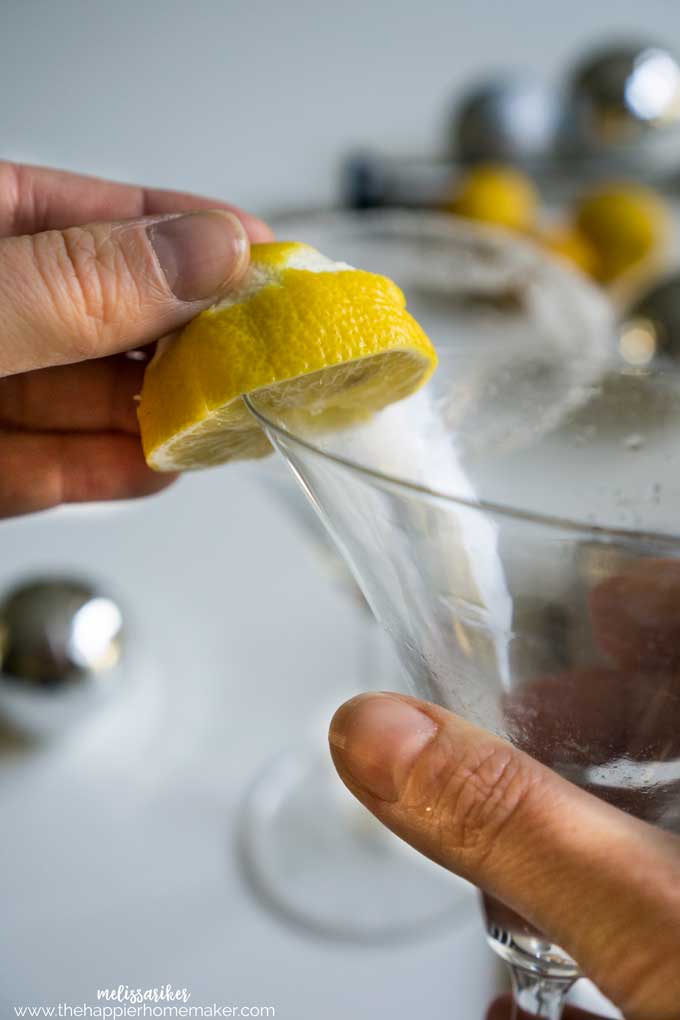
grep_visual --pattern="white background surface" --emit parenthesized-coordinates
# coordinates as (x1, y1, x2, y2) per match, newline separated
(1, 1, 679, 1016)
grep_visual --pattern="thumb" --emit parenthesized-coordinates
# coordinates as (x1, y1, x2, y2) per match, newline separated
(0, 210, 249, 376)
(329, 692, 680, 1020)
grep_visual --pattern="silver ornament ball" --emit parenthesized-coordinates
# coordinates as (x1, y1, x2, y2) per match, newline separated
(567, 41, 680, 151)
(452, 75, 563, 165)
(0, 577, 125, 740)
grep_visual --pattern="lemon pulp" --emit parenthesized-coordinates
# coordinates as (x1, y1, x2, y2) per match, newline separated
(138, 242, 437, 471)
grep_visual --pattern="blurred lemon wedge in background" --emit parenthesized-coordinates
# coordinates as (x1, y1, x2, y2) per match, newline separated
(138, 241, 437, 471)
(444, 164, 538, 233)
(574, 183, 669, 284)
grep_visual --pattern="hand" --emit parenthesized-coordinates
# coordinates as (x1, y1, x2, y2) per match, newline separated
(329, 561, 680, 1020)
(330, 690, 680, 1018)
(0, 161, 272, 518)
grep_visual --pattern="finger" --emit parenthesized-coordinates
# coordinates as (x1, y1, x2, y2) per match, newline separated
(590, 558, 680, 671)
(0, 209, 249, 376)
(329, 692, 680, 1019)
(0, 357, 146, 433)
(487, 994, 601, 1020)
(0, 431, 175, 517)
(0, 161, 273, 241)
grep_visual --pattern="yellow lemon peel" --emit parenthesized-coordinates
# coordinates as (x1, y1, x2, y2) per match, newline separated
(138, 242, 437, 471)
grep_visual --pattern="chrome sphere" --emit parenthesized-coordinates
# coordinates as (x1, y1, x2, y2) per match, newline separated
(567, 42, 680, 150)
(0, 577, 125, 739)
(452, 75, 563, 164)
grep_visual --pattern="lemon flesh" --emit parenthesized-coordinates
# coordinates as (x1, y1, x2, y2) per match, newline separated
(138, 242, 437, 471)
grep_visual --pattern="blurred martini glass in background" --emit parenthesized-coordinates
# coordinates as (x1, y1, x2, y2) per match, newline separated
(241, 455, 471, 941)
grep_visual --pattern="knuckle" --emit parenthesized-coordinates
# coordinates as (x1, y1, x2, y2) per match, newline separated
(30, 225, 143, 359)
(426, 740, 538, 867)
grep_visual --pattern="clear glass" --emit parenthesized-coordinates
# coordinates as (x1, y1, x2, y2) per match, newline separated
(246, 210, 680, 1017)
(237, 211, 489, 941)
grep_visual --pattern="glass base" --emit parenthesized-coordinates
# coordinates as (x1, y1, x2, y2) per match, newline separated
(240, 745, 472, 941)
(483, 894, 581, 981)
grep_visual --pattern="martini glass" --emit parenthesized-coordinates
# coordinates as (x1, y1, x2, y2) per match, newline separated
(245, 210, 680, 1017)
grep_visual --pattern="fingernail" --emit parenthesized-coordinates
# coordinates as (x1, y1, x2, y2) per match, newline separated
(148, 210, 249, 301)
(329, 694, 437, 802)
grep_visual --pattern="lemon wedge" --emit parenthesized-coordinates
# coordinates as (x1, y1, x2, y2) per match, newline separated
(138, 241, 437, 471)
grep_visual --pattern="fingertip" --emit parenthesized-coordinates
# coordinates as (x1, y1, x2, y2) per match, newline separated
(329, 692, 438, 804)
(116, 436, 180, 497)
(131, 464, 179, 498)
(147, 209, 249, 303)
(60, 434, 178, 505)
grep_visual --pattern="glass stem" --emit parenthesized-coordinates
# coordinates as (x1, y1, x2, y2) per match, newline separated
(509, 966, 575, 1020)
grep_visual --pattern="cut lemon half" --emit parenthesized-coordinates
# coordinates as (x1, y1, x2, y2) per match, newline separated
(138, 241, 437, 471)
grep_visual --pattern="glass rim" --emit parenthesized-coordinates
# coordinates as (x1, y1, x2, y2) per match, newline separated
(246, 207, 680, 548)
(246, 394, 680, 547)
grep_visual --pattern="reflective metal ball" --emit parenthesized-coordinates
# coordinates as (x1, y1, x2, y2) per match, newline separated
(620, 273, 680, 366)
(452, 75, 563, 165)
(0, 578, 125, 739)
(568, 42, 680, 151)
